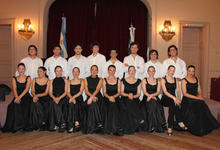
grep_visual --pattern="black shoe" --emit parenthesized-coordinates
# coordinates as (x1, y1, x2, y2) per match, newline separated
(40, 124, 47, 131)
(74, 125, 81, 133)
(58, 123, 66, 133)
(67, 128, 73, 133)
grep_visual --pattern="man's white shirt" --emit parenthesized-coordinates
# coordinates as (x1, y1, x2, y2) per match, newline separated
(87, 53, 106, 77)
(144, 60, 163, 78)
(67, 55, 90, 79)
(161, 57, 186, 79)
(103, 59, 124, 79)
(123, 54, 145, 79)
(44, 56, 68, 80)
(16, 56, 43, 79)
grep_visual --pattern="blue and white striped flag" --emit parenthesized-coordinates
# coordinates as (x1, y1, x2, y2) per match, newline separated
(60, 17, 68, 58)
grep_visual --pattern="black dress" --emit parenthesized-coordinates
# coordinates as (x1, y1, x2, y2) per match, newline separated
(161, 77, 182, 129)
(120, 78, 143, 134)
(181, 78, 219, 136)
(141, 78, 165, 132)
(82, 76, 103, 134)
(48, 77, 68, 131)
(67, 82, 83, 130)
(28, 80, 50, 130)
(103, 78, 122, 134)
(2, 76, 31, 132)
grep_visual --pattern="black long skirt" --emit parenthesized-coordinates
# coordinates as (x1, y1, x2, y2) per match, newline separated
(2, 94, 31, 132)
(28, 96, 50, 130)
(181, 97, 219, 136)
(141, 96, 165, 132)
(81, 100, 102, 134)
(48, 97, 68, 130)
(103, 97, 122, 134)
(67, 96, 83, 130)
(119, 97, 143, 134)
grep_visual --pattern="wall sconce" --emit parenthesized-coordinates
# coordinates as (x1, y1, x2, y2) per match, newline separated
(18, 19, 35, 40)
(159, 20, 175, 41)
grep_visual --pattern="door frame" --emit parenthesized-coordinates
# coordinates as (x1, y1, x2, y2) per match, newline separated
(0, 18, 15, 83)
(179, 21, 210, 97)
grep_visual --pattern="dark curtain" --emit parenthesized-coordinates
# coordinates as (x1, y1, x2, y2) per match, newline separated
(47, 0, 148, 61)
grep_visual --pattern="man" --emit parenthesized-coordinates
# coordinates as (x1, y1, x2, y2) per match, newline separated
(103, 49, 123, 79)
(67, 43, 89, 79)
(123, 42, 145, 79)
(161, 45, 186, 80)
(44, 46, 67, 80)
(87, 42, 106, 77)
(145, 49, 162, 79)
(16, 45, 43, 79)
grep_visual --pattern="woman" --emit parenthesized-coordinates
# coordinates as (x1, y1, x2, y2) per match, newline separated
(82, 65, 103, 134)
(181, 65, 219, 136)
(161, 65, 186, 136)
(103, 65, 123, 136)
(29, 66, 49, 131)
(141, 66, 166, 132)
(48, 66, 68, 132)
(2, 63, 31, 132)
(67, 67, 84, 133)
(120, 66, 144, 134)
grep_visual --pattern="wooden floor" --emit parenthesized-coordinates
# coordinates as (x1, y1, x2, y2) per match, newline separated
(0, 129, 220, 150)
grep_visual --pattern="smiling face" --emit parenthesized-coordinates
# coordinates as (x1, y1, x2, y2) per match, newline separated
(147, 66, 155, 77)
(72, 67, 80, 78)
(108, 66, 116, 77)
(38, 68, 46, 78)
(74, 45, 82, 55)
(169, 47, 177, 57)
(130, 44, 138, 54)
(128, 66, 136, 77)
(167, 66, 175, 77)
(110, 50, 118, 59)
(91, 65, 98, 76)
(55, 67, 63, 77)
(17, 65, 25, 75)
(187, 67, 195, 77)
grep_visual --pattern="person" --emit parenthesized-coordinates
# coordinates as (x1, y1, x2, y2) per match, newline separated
(2, 63, 31, 132)
(67, 43, 90, 80)
(145, 49, 162, 80)
(48, 66, 68, 132)
(82, 65, 103, 134)
(161, 45, 186, 80)
(141, 66, 166, 132)
(102, 65, 123, 136)
(161, 65, 187, 136)
(16, 45, 43, 79)
(28, 67, 50, 131)
(123, 42, 145, 79)
(120, 66, 144, 134)
(102, 49, 124, 79)
(87, 42, 106, 77)
(67, 67, 84, 133)
(181, 65, 219, 136)
(44, 46, 68, 80)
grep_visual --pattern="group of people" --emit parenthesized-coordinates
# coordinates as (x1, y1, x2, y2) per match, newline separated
(1, 42, 219, 137)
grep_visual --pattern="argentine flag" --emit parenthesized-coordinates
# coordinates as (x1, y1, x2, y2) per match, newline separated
(60, 17, 68, 58)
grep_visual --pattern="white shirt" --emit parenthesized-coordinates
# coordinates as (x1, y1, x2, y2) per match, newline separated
(16, 56, 43, 79)
(87, 53, 106, 77)
(144, 60, 163, 78)
(123, 54, 145, 79)
(162, 57, 186, 79)
(67, 55, 90, 79)
(103, 59, 124, 79)
(44, 56, 68, 80)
